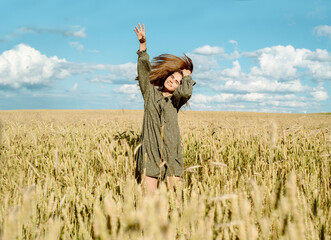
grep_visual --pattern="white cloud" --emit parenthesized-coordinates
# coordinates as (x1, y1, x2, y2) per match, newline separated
(213, 79, 310, 93)
(226, 40, 240, 60)
(313, 25, 331, 39)
(0, 44, 138, 90)
(189, 102, 213, 110)
(71, 27, 86, 38)
(188, 44, 330, 112)
(190, 44, 331, 99)
(1, 42, 328, 113)
(223, 51, 240, 60)
(229, 40, 238, 46)
(0, 43, 69, 88)
(188, 44, 241, 75)
(0, 26, 86, 42)
(308, 49, 331, 62)
(88, 49, 100, 53)
(307, 60, 331, 81)
(266, 101, 308, 108)
(106, 63, 137, 79)
(187, 53, 220, 72)
(246, 45, 306, 80)
(310, 87, 329, 101)
(89, 62, 136, 84)
(221, 60, 243, 78)
(192, 94, 213, 103)
(21, 26, 87, 38)
(243, 45, 331, 82)
(89, 75, 113, 84)
(114, 84, 141, 101)
(69, 42, 84, 51)
(70, 83, 78, 92)
(242, 93, 265, 102)
(191, 92, 316, 111)
(116, 84, 139, 94)
(193, 45, 224, 55)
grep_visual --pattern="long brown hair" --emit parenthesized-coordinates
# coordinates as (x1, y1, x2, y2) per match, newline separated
(149, 54, 193, 89)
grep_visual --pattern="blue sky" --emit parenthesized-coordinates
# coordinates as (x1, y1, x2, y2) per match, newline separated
(0, 0, 330, 113)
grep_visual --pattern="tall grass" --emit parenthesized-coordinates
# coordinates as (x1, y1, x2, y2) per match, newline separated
(0, 110, 329, 239)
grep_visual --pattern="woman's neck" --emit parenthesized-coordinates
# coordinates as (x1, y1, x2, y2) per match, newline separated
(162, 91, 173, 97)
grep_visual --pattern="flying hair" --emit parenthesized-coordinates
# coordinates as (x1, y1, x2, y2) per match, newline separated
(149, 54, 194, 90)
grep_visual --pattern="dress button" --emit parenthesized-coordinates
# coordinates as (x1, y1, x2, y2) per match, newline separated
(165, 98, 169, 102)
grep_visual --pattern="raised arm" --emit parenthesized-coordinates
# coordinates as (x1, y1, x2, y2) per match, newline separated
(172, 70, 196, 110)
(133, 23, 146, 51)
(134, 23, 152, 99)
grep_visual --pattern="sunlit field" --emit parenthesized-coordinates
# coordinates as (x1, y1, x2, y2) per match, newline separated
(0, 110, 330, 239)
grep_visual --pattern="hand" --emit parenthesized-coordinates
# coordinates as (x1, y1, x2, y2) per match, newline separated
(181, 69, 191, 76)
(133, 23, 146, 43)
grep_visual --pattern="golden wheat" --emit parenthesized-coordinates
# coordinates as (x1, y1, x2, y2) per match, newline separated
(0, 110, 330, 239)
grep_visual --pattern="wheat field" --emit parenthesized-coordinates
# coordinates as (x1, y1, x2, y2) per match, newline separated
(0, 110, 330, 239)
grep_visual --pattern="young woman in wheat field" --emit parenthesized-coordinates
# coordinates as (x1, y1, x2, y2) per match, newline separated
(133, 23, 195, 194)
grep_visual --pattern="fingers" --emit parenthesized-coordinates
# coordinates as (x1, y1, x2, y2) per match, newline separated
(133, 23, 146, 42)
(133, 25, 139, 34)
(181, 69, 191, 76)
(133, 23, 145, 33)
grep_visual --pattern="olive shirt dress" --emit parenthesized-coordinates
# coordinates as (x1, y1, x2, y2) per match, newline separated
(135, 49, 196, 180)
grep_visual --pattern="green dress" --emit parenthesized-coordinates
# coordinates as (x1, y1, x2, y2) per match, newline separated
(135, 49, 196, 180)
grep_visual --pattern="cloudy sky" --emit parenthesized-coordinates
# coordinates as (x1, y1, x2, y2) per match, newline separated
(0, 0, 330, 113)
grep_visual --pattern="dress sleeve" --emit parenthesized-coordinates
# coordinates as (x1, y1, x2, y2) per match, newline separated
(171, 75, 196, 110)
(137, 49, 152, 100)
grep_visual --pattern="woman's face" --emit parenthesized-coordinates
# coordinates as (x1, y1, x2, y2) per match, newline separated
(163, 72, 182, 93)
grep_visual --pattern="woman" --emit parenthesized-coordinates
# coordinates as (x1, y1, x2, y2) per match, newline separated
(133, 23, 195, 193)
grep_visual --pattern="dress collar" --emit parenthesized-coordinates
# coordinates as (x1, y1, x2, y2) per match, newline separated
(156, 90, 173, 104)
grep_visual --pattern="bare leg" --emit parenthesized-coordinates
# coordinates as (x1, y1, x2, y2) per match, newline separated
(167, 176, 184, 192)
(167, 177, 184, 207)
(141, 175, 158, 194)
(168, 176, 187, 235)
